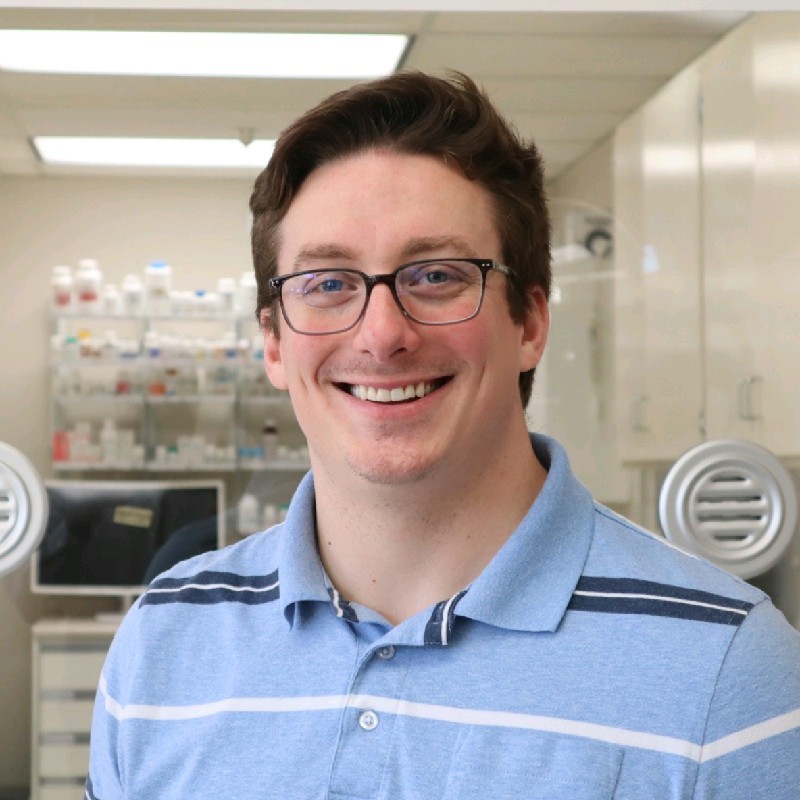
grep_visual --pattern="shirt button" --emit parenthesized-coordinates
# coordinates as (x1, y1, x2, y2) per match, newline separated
(359, 710, 379, 731)
(376, 645, 395, 660)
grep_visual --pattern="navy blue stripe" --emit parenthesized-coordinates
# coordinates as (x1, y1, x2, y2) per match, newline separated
(327, 587, 359, 622)
(424, 589, 468, 645)
(148, 569, 278, 592)
(575, 576, 754, 613)
(141, 569, 280, 606)
(568, 593, 748, 626)
(141, 584, 280, 606)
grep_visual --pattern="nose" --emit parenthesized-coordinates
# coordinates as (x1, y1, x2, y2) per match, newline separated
(351, 283, 421, 361)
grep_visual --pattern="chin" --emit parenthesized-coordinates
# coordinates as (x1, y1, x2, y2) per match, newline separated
(344, 450, 438, 486)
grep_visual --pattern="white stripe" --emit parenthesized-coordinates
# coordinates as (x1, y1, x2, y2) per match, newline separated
(98, 677, 695, 760)
(331, 588, 345, 618)
(439, 594, 459, 645)
(147, 580, 279, 595)
(98, 679, 799, 763)
(574, 590, 748, 616)
(699, 708, 800, 762)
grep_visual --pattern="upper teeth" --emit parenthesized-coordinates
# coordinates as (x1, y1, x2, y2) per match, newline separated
(350, 382, 433, 402)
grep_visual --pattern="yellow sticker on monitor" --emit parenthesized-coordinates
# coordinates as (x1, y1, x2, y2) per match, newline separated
(113, 505, 153, 529)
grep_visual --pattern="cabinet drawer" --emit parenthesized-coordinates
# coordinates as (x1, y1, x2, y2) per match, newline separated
(39, 782, 87, 800)
(40, 651, 107, 691)
(40, 699, 95, 734)
(39, 743, 90, 779)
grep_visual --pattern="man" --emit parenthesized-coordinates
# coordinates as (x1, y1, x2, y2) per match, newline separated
(87, 72, 800, 799)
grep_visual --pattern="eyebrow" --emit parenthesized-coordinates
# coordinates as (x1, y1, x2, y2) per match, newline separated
(291, 244, 359, 271)
(290, 235, 478, 272)
(400, 235, 477, 261)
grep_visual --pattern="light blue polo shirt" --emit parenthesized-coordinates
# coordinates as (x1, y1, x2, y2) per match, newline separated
(87, 435, 800, 799)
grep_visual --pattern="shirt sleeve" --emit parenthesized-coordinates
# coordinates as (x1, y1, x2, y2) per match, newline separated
(692, 598, 800, 799)
(85, 608, 139, 800)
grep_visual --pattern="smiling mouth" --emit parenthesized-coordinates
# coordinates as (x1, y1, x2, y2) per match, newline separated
(339, 377, 451, 403)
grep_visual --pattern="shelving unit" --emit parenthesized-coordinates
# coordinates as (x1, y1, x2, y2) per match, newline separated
(49, 311, 309, 474)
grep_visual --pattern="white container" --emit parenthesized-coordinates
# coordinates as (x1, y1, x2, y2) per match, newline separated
(217, 277, 236, 315)
(74, 258, 103, 314)
(99, 419, 118, 464)
(121, 273, 144, 316)
(103, 284, 122, 315)
(50, 265, 74, 313)
(237, 271, 258, 318)
(237, 493, 260, 535)
(144, 260, 172, 316)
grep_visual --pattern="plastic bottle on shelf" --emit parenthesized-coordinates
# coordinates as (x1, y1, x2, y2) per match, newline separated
(50, 265, 75, 313)
(74, 258, 103, 314)
(237, 271, 258, 318)
(103, 284, 122, 315)
(237, 493, 260, 536)
(217, 277, 236, 316)
(121, 273, 144, 316)
(99, 419, 118, 464)
(144, 259, 172, 316)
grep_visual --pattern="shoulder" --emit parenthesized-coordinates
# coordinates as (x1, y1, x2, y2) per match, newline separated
(587, 501, 766, 607)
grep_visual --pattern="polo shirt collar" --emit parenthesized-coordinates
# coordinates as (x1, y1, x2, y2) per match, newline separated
(456, 434, 595, 633)
(277, 434, 595, 635)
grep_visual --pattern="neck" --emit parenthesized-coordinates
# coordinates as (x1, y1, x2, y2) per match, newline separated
(311, 428, 546, 625)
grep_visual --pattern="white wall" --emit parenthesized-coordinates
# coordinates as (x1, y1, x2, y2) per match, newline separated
(0, 173, 255, 786)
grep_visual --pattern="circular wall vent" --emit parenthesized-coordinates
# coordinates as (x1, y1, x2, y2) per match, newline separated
(0, 442, 48, 578)
(658, 439, 798, 579)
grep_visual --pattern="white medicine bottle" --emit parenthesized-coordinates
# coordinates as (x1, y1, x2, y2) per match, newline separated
(237, 271, 258, 318)
(144, 260, 172, 316)
(50, 265, 74, 313)
(121, 273, 144, 316)
(237, 493, 260, 536)
(75, 258, 103, 314)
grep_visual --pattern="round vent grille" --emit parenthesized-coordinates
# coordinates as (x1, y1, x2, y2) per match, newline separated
(0, 442, 47, 577)
(658, 440, 798, 579)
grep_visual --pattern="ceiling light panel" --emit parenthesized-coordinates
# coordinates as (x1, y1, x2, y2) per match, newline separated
(0, 30, 409, 78)
(33, 137, 275, 169)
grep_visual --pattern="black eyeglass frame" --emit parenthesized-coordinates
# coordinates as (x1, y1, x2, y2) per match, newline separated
(267, 258, 512, 336)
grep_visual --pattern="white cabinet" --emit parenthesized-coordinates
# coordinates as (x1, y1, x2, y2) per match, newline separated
(31, 619, 118, 800)
(614, 64, 704, 462)
(614, 13, 800, 463)
(702, 14, 800, 456)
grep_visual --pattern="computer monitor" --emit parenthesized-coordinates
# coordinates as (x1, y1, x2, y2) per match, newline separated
(31, 479, 225, 601)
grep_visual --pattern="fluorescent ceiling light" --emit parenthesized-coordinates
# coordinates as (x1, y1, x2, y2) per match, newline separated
(33, 137, 275, 169)
(0, 30, 408, 78)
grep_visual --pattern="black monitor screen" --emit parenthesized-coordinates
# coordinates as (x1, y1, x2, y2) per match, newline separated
(32, 480, 224, 596)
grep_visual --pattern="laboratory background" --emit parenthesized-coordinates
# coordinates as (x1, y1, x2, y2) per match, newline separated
(1, 4, 800, 799)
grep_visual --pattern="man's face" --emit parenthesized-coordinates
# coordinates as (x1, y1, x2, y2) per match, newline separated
(263, 150, 548, 486)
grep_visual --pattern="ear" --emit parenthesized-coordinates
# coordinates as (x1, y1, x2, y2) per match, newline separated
(261, 312, 288, 391)
(518, 286, 550, 372)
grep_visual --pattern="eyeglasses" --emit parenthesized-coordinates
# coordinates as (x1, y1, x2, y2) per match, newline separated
(268, 258, 511, 336)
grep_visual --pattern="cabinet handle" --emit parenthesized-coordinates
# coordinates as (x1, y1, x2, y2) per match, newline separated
(631, 395, 649, 432)
(737, 375, 763, 421)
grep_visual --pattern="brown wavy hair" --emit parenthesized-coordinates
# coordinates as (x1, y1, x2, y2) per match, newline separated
(249, 70, 551, 406)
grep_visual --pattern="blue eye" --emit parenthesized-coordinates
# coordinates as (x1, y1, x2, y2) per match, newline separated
(423, 270, 451, 285)
(316, 278, 344, 293)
